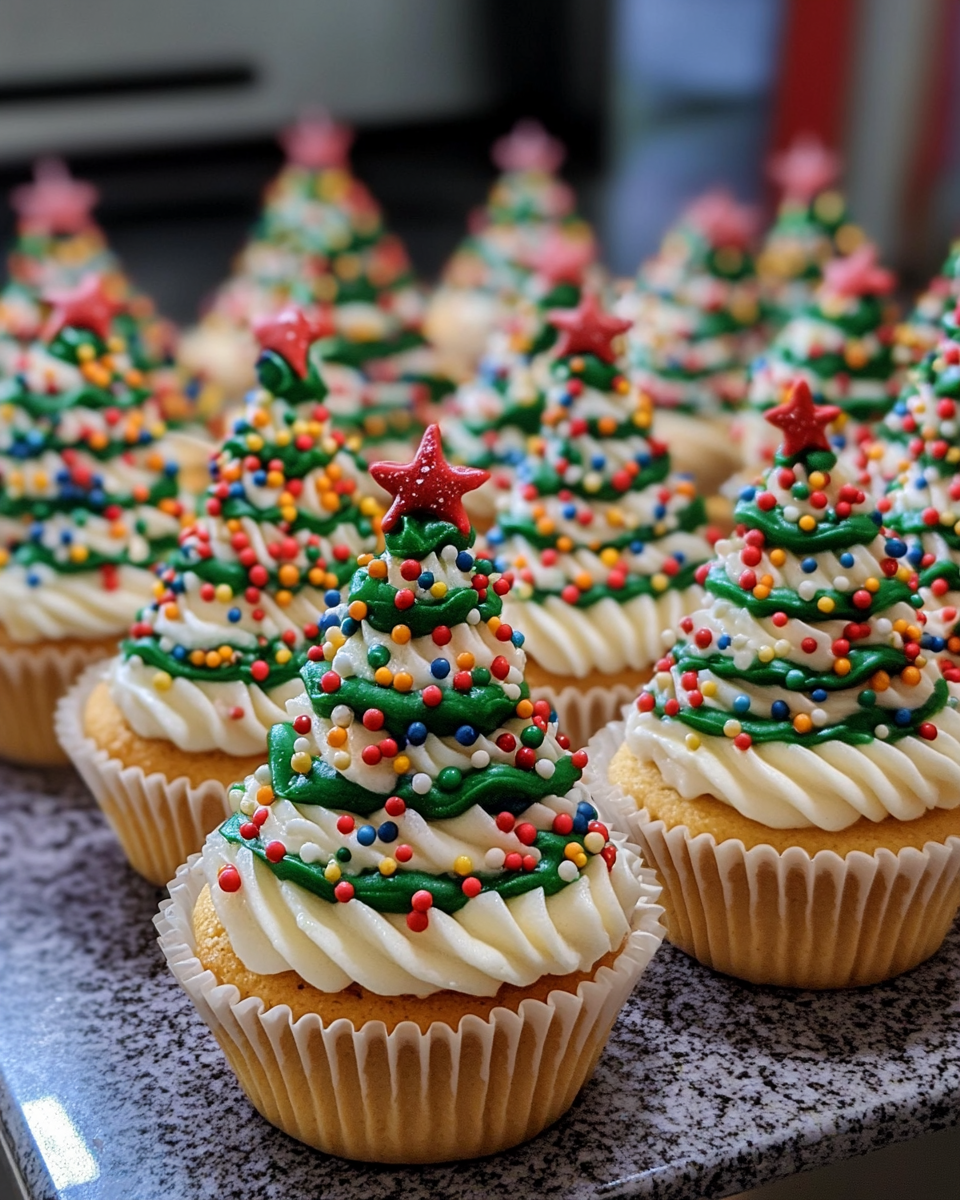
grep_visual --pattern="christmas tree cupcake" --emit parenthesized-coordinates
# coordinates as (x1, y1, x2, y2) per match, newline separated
(441, 230, 594, 529)
(156, 423, 663, 1162)
(738, 244, 904, 482)
(426, 120, 595, 380)
(486, 295, 716, 746)
(181, 113, 448, 452)
(597, 380, 960, 988)
(894, 240, 960, 369)
(0, 277, 185, 764)
(758, 134, 865, 325)
(616, 189, 765, 493)
(57, 309, 383, 884)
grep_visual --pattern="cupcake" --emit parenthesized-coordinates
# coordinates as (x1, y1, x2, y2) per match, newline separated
(0, 277, 185, 764)
(441, 230, 595, 530)
(597, 380, 960, 989)
(426, 120, 595, 381)
(894, 241, 960, 370)
(156, 423, 663, 1162)
(180, 113, 449, 454)
(735, 244, 905, 490)
(758, 134, 864, 327)
(57, 309, 383, 884)
(486, 294, 717, 747)
(615, 189, 765, 495)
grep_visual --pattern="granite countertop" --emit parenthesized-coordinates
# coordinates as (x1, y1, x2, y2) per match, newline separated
(1, 766, 958, 1200)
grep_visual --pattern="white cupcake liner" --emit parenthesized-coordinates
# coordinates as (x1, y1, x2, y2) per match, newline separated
(587, 721, 960, 988)
(56, 661, 237, 886)
(155, 848, 664, 1163)
(0, 633, 117, 766)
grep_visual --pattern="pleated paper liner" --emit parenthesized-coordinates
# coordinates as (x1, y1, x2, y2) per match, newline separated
(155, 851, 665, 1163)
(55, 662, 245, 886)
(0, 627, 119, 766)
(586, 721, 960, 989)
(523, 661, 651, 752)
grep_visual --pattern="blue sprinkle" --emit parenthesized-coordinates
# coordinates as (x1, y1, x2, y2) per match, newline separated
(630, 541, 645, 554)
(430, 658, 450, 679)
(377, 821, 399, 843)
(454, 725, 477, 746)
(739, 486, 757, 502)
(654, 503, 667, 519)
(227, 607, 242, 623)
(907, 547, 925, 567)
(923, 635, 946, 652)
(164, 461, 179, 477)
(812, 688, 828, 703)
(171, 578, 185, 593)
(253, 470, 267, 486)
(26, 572, 41, 588)
(572, 814, 589, 834)
(674, 550, 686, 564)
(718, 634, 731, 650)
(733, 695, 750, 714)
(561, 504, 576, 519)
(771, 700, 789, 720)
(894, 708, 913, 727)
(577, 801, 597, 819)
(407, 721, 428, 746)
(59, 529, 72, 545)
(418, 571, 435, 589)
(456, 551, 474, 572)
(590, 454, 606, 470)
(172, 645, 187, 661)
(339, 616, 358, 636)
(511, 630, 525, 647)
(839, 553, 854, 568)
(801, 558, 817, 573)
(870, 511, 883, 526)
(320, 611, 341, 631)
(486, 529, 505, 546)
(228, 482, 244, 498)
(324, 589, 341, 607)
(356, 825, 377, 847)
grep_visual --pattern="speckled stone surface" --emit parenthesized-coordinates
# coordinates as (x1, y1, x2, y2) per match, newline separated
(1, 765, 959, 1200)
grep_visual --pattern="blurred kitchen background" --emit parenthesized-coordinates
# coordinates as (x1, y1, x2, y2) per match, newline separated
(2, 0, 959, 323)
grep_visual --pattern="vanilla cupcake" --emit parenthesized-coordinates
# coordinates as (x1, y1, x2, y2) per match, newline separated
(0, 279, 184, 764)
(157, 426, 663, 1161)
(487, 295, 716, 746)
(596, 382, 960, 988)
(57, 311, 382, 883)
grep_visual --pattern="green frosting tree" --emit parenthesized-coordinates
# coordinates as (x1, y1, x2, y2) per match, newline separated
(639, 380, 947, 762)
(122, 308, 383, 698)
(0, 277, 183, 582)
(215, 423, 620, 928)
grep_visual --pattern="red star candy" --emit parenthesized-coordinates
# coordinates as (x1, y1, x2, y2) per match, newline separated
(492, 119, 565, 174)
(548, 293, 631, 364)
(768, 134, 841, 203)
(765, 379, 840, 457)
(822, 245, 894, 298)
(370, 425, 488, 535)
(43, 274, 122, 341)
(10, 158, 99, 235)
(683, 189, 759, 250)
(280, 112, 353, 170)
(254, 307, 330, 378)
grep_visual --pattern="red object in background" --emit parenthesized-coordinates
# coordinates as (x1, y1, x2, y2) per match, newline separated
(769, 0, 859, 159)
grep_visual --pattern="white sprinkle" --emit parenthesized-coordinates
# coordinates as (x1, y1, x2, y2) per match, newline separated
(798, 580, 817, 601)
(874, 618, 892, 636)
(158, 637, 173, 653)
(471, 749, 491, 769)
(333, 751, 351, 770)
(332, 651, 355, 677)
(535, 758, 556, 779)
(485, 847, 506, 869)
(584, 831, 605, 854)
(503, 683, 521, 700)
(832, 576, 850, 591)
(558, 859, 579, 882)
(723, 719, 742, 738)
(300, 842, 323, 864)
(331, 704, 353, 727)
(412, 772, 433, 794)
(660, 628, 678, 647)
(255, 764, 272, 784)
(441, 543, 458, 562)
(467, 608, 481, 625)
(875, 724, 890, 739)
(783, 505, 801, 523)
(294, 737, 311, 753)
(239, 797, 256, 816)
(811, 708, 828, 727)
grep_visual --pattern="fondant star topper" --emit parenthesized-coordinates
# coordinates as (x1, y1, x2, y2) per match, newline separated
(768, 133, 842, 203)
(280, 111, 353, 170)
(43, 274, 122, 341)
(548, 293, 631, 364)
(684, 188, 759, 250)
(492, 119, 565, 174)
(526, 228, 596, 285)
(11, 158, 99, 235)
(822, 244, 895, 299)
(254, 307, 333, 378)
(765, 378, 839, 457)
(370, 425, 488, 535)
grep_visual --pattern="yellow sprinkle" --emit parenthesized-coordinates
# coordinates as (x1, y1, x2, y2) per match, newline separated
(701, 680, 717, 698)
(393, 755, 410, 774)
(430, 581, 447, 598)
(808, 472, 826, 488)
(69, 545, 90, 564)
(453, 855, 473, 876)
(324, 862, 341, 883)
(600, 547, 619, 566)
(564, 842, 583, 862)
(291, 751, 312, 774)
(864, 577, 879, 593)
(275, 648, 292, 665)
(685, 733, 700, 750)
(487, 615, 501, 633)
(799, 515, 817, 532)
(215, 583, 232, 603)
(152, 670, 172, 692)
(379, 858, 397, 876)
(757, 645, 775, 663)
(651, 573, 668, 591)
(817, 596, 835, 613)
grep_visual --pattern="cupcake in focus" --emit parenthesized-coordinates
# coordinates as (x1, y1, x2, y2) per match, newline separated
(596, 381, 960, 989)
(57, 309, 382, 884)
(156, 423, 663, 1162)
(486, 294, 716, 746)
(0, 277, 185, 764)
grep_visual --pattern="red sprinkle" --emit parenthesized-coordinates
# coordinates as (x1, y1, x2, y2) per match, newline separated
(411, 889, 434, 912)
(423, 685, 443, 707)
(385, 796, 406, 817)
(335, 881, 355, 903)
(217, 865, 241, 892)
(515, 822, 537, 845)
(264, 840, 286, 863)
(461, 877, 482, 898)
(293, 715, 312, 735)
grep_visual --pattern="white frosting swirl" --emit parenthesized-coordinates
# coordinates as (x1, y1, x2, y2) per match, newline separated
(0, 561, 157, 641)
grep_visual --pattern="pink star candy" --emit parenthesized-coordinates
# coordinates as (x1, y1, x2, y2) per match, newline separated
(525, 229, 596, 285)
(10, 159, 99, 235)
(822, 245, 895, 299)
(768, 133, 842, 203)
(280, 112, 354, 170)
(492, 119, 565, 174)
(683, 189, 759, 250)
